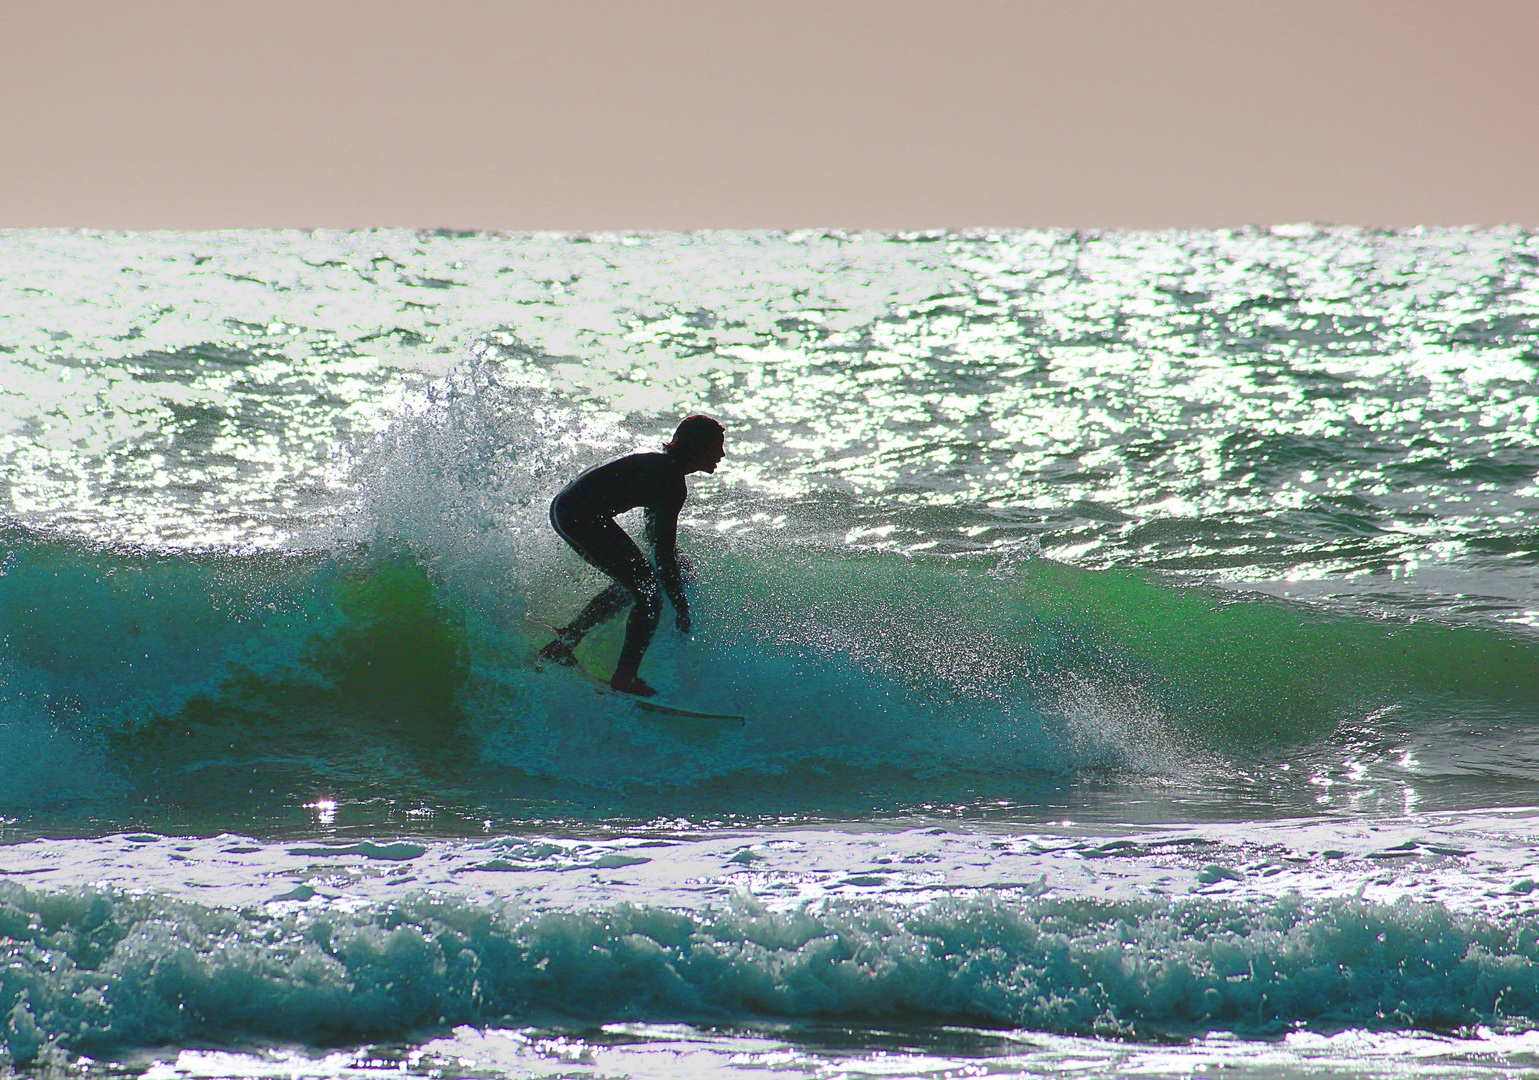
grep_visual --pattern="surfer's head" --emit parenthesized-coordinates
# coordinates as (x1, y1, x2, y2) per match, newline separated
(666, 414, 726, 474)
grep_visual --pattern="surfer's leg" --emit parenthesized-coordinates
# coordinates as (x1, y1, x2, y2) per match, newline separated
(540, 602, 631, 665)
(611, 566, 661, 695)
(546, 513, 659, 693)
(561, 583, 631, 637)
(537, 633, 582, 666)
(579, 526, 660, 695)
(542, 510, 629, 662)
(572, 519, 660, 695)
(541, 584, 629, 666)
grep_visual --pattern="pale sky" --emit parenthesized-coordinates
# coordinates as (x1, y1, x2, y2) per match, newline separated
(3, 0, 1536, 231)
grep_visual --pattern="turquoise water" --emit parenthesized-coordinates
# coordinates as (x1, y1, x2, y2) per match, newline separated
(1, 227, 1537, 1077)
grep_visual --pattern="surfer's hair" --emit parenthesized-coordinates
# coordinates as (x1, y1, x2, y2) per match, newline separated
(665, 414, 725, 454)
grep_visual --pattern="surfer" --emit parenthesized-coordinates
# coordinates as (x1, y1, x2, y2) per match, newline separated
(538, 415, 726, 696)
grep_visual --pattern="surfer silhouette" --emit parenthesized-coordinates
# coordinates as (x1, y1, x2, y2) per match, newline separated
(538, 415, 726, 697)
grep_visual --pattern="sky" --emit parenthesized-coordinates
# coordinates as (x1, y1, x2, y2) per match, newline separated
(2, 0, 1536, 232)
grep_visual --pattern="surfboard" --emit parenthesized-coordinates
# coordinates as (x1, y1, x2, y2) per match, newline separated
(570, 665, 747, 727)
(526, 618, 746, 728)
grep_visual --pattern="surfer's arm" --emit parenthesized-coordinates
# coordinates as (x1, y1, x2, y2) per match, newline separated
(644, 503, 691, 633)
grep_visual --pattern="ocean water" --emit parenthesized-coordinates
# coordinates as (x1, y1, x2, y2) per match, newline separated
(1, 225, 1537, 1078)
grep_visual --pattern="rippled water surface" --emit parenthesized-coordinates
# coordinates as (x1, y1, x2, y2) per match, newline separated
(2, 227, 1538, 1078)
(6, 228, 1535, 598)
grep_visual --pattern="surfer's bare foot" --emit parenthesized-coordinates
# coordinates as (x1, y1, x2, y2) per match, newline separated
(538, 638, 578, 667)
(609, 673, 656, 697)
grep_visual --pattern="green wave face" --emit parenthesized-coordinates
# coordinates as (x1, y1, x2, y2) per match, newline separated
(1007, 558, 1539, 740)
(4, 527, 1537, 829)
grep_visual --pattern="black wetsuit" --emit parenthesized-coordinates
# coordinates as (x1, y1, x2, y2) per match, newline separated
(547, 451, 690, 674)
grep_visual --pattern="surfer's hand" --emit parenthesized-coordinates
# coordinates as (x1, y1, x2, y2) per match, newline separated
(676, 610, 692, 635)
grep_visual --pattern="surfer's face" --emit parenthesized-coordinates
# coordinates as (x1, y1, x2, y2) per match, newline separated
(686, 434, 725, 474)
